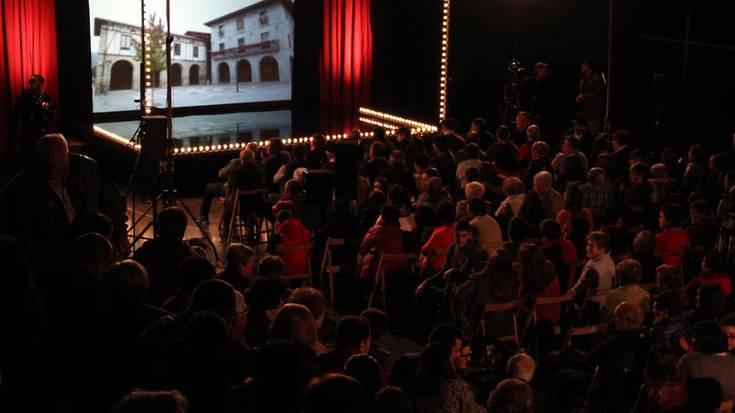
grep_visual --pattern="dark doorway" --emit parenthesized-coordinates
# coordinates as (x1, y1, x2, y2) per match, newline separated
(170, 63, 182, 86)
(218, 62, 230, 83)
(260, 56, 279, 81)
(109, 60, 134, 90)
(237, 60, 252, 82)
(189, 65, 200, 85)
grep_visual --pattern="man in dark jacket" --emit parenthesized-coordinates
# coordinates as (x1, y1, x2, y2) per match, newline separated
(0, 134, 127, 268)
(378, 150, 416, 194)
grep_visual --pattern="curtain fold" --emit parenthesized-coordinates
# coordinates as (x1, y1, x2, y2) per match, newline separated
(320, 0, 372, 133)
(0, 0, 58, 158)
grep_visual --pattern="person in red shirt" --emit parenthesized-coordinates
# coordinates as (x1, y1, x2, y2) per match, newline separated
(685, 251, 732, 297)
(539, 219, 578, 293)
(419, 201, 456, 277)
(271, 209, 312, 278)
(359, 205, 407, 281)
(655, 204, 691, 267)
(519, 243, 560, 322)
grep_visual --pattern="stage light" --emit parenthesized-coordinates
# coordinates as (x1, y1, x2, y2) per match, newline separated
(438, 0, 451, 121)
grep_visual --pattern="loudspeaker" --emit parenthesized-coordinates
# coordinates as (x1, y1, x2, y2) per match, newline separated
(303, 169, 334, 201)
(328, 143, 361, 200)
(141, 115, 169, 161)
(302, 169, 334, 228)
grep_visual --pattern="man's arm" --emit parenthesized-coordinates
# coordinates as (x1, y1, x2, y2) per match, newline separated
(218, 159, 238, 180)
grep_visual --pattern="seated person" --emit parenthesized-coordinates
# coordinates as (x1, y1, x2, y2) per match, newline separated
(539, 219, 577, 294)
(419, 201, 456, 276)
(289, 287, 330, 355)
(650, 290, 690, 355)
(161, 255, 215, 314)
(631, 231, 663, 284)
(0, 133, 128, 267)
(685, 251, 732, 297)
(274, 143, 309, 186)
(533, 171, 564, 219)
(378, 150, 416, 194)
(319, 315, 372, 373)
(272, 179, 304, 219)
(586, 302, 651, 412)
(359, 205, 407, 281)
(569, 231, 616, 305)
(456, 181, 485, 221)
(677, 321, 735, 401)
(417, 220, 485, 324)
(197, 151, 243, 224)
(655, 203, 691, 267)
(455, 248, 518, 339)
(519, 243, 560, 322)
(602, 259, 651, 320)
(217, 243, 256, 295)
(133, 207, 194, 306)
(269, 210, 312, 278)
(243, 275, 288, 348)
(579, 167, 610, 226)
(467, 198, 502, 258)
(622, 162, 652, 227)
(455, 143, 483, 188)
(495, 177, 526, 219)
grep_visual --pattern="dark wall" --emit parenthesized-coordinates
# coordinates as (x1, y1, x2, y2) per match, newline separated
(370, 0, 442, 123)
(446, 0, 735, 148)
(291, 0, 322, 135)
(447, 0, 608, 138)
(55, 0, 94, 141)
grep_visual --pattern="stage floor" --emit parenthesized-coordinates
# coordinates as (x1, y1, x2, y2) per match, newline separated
(97, 110, 292, 147)
(127, 194, 229, 257)
(93, 82, 292, 113)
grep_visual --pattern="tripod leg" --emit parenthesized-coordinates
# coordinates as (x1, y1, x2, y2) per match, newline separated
(168, 190, 221, 263)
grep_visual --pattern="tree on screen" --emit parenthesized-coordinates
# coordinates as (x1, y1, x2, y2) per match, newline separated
(132, 13, 167, 83)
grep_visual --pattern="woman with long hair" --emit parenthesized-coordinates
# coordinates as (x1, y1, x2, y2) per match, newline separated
(410, 343, 486, 413)
(456, 248, 519, 339)
(519, 243, 560, 322)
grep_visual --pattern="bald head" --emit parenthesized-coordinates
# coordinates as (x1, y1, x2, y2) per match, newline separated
(507, 353, 536, 382)
(36, 134, 69, 181)
(533, 171, 553, 193)
(240, 149, 255, 163)
(614, 302, 645, 330)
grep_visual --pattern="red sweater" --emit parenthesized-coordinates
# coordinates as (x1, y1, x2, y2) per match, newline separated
(655, 228, 691, 266)
(277, 218, 311, 276)
(420, 225, 454, 273)
(686, 271, 732, 296)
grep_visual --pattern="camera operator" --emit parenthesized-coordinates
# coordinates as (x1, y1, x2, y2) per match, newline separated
(15, 74, 56, 165)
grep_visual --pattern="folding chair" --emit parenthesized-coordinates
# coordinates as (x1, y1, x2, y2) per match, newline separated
(277, 242, 314, 286)
(319, 237, 346, 306)
(367, 253, 416, 318)
(480, 299, 522, 344)
(222, 188, 269, 246)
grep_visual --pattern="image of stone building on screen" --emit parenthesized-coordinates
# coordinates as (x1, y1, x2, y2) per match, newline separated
(92, 0, 294, 112)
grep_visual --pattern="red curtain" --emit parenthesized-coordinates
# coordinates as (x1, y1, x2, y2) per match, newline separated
(320, 0, 372, 133)
(0, 0, 58, 158)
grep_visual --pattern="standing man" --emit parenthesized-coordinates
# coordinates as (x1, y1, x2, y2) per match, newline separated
(575, 60, 605, 135)
(15, 74, 55, 165)
(519, 62, 550, 125)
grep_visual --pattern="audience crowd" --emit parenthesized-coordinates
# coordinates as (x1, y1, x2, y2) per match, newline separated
(2, 116, 735, 413)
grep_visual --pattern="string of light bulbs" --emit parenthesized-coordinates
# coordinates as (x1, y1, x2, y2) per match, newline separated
(439, 0, 451, 121)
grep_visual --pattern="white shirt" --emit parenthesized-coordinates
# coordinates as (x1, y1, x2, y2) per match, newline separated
(495, 193, 525, 218)
(470, 215, 503, 257)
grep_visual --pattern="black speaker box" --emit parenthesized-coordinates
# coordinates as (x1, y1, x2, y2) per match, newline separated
(141, 115, 169, 162)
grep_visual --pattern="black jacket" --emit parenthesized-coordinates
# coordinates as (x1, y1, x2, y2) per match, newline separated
(0, 153, 126, 267)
